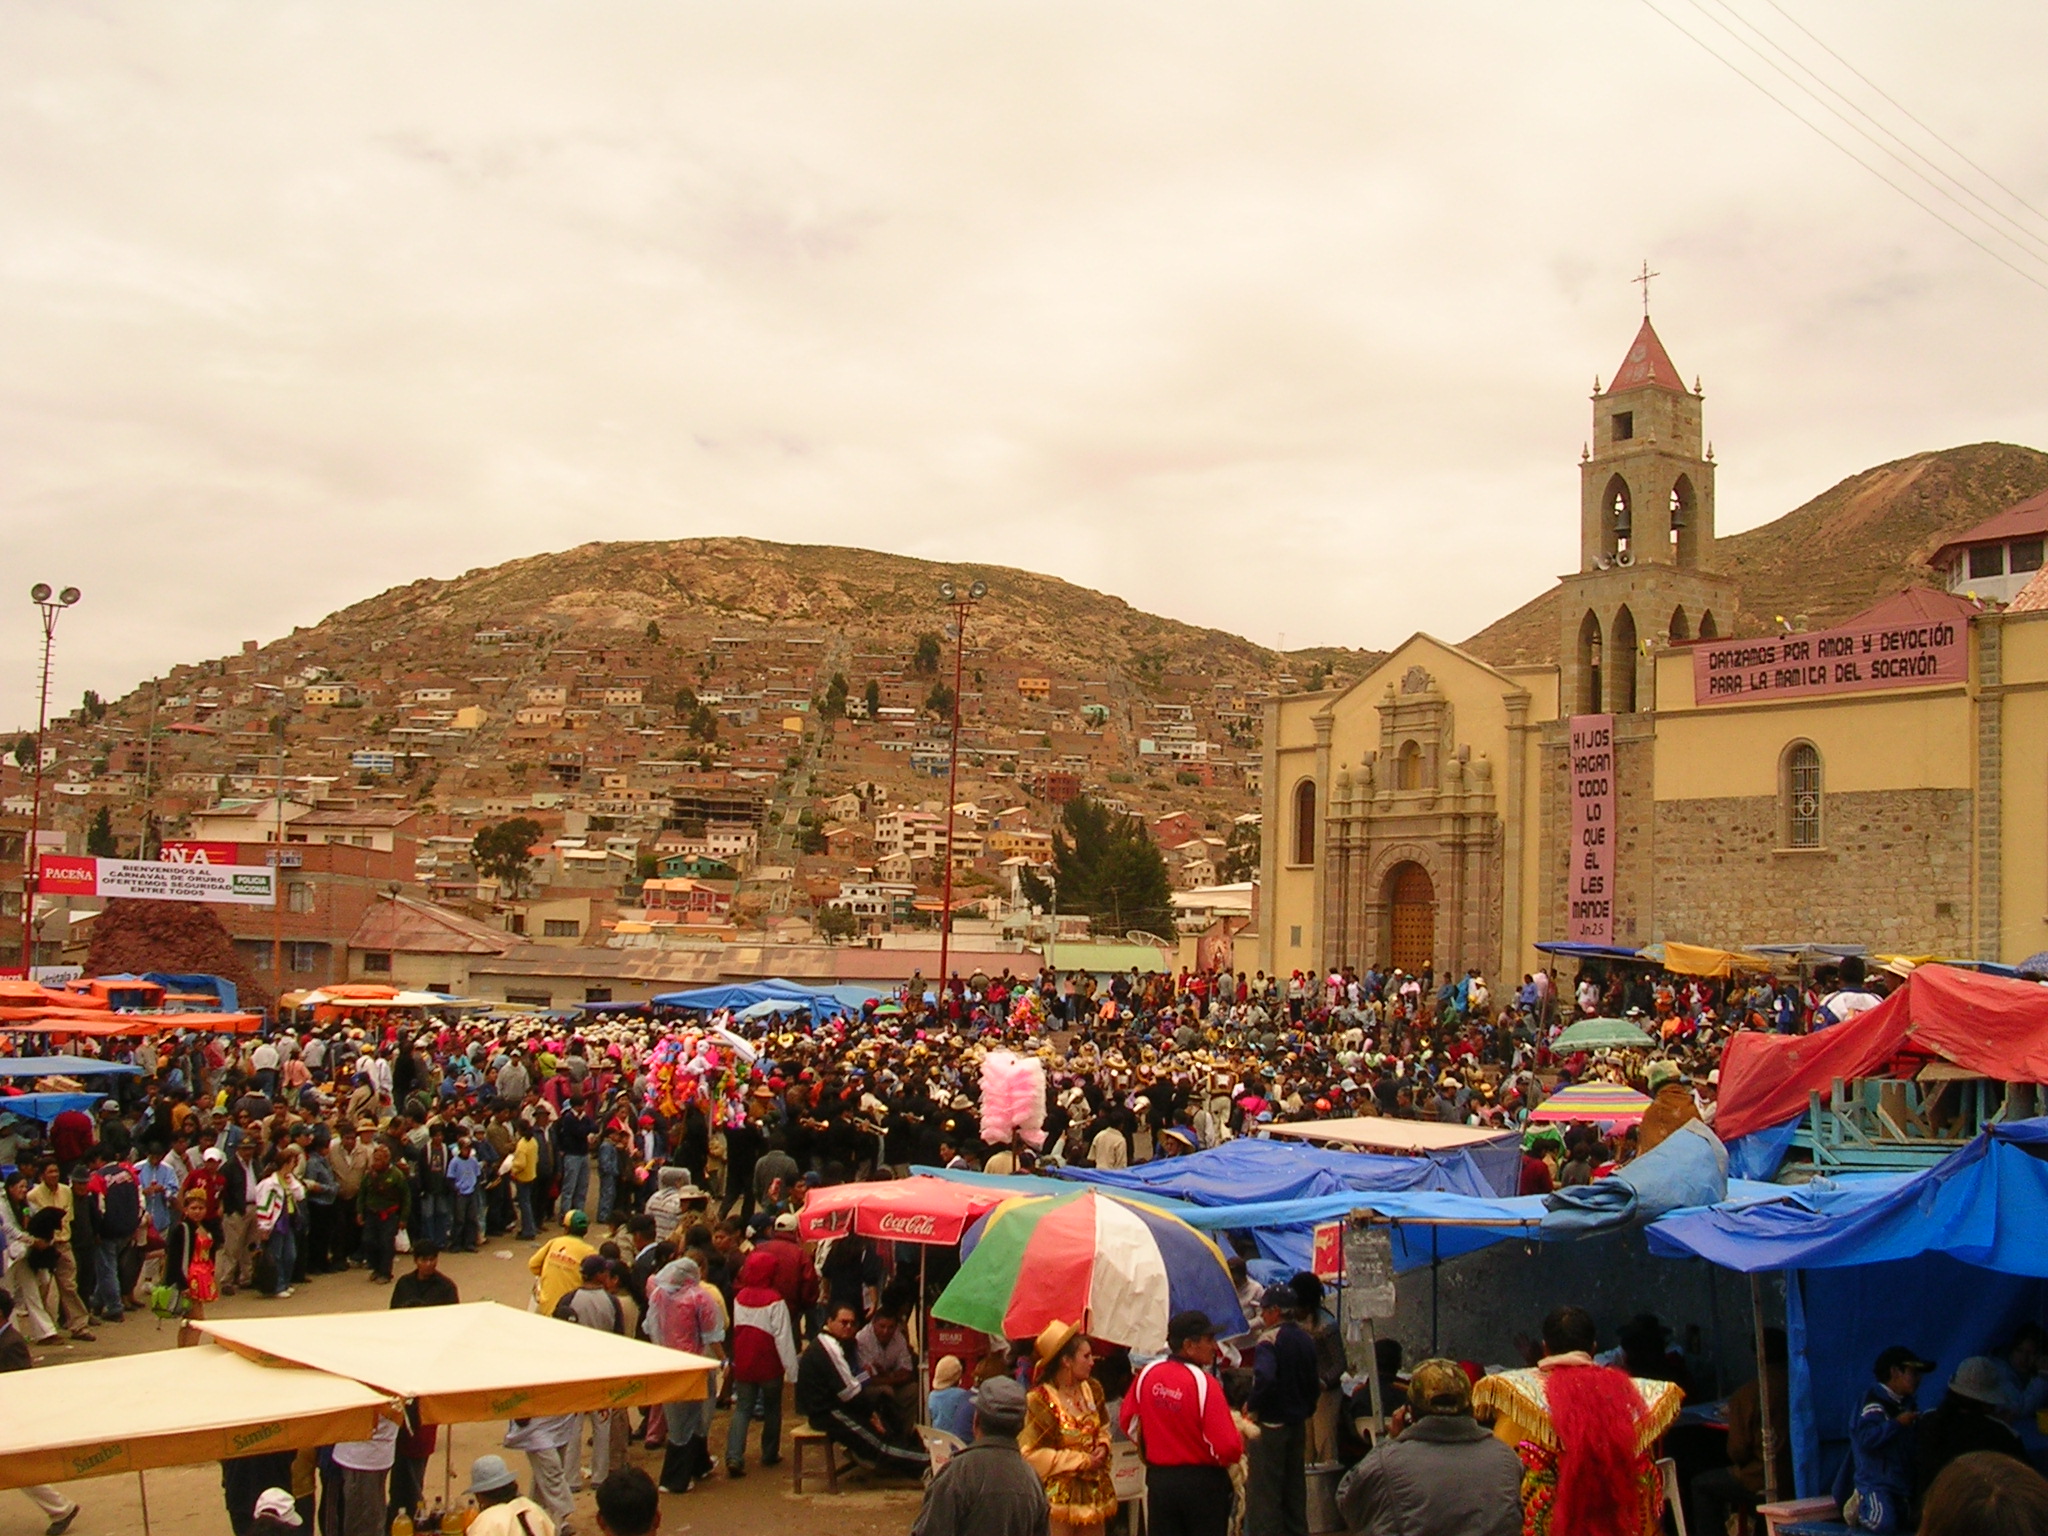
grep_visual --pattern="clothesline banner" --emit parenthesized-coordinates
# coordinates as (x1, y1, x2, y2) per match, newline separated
(36, 855, 276, 906)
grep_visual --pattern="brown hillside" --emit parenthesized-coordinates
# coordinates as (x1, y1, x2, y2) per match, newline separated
(1463, 442, 2048, 666)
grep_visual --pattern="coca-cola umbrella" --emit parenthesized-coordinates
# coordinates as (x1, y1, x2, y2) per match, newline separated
(796, 1175, 1009, 1247)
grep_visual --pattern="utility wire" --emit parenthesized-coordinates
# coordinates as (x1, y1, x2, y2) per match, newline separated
(1689, 0, 2048, 265)
(1759, 0, 2048, 232)
(1635, 0, 2048, 295)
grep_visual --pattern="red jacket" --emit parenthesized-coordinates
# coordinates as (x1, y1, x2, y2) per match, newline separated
(755, 1233, 818, 1310)
(1120, 1357, 1244, 1468)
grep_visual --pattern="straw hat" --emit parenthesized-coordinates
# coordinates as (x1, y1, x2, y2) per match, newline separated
(1032, 1318, 1084, 1383)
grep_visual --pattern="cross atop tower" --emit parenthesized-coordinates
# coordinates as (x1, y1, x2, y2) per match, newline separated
(1634, 259, 1660, 318)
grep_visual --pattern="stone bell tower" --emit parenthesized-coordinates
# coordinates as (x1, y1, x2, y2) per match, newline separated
(1556, 314, 1739, 717)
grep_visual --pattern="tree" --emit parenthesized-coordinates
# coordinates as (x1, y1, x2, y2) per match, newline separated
(86, 806, 118, 857)
(800, 825, 828, 856)
(674, 685, 698, 715)
(817, 904, 859, 941)
(822, 672, 849, 719)
(1221, 818, 1261, 882)
(689, 704, 718, 741)
(12, 735, 35, 768)
(471, 816, 544, 896)
(1020, 796, 1174, 938)
(645, 620, 662, 641)
(913, 633, 942, 675)
(864, 680, 881, 718)
(80, 689, 106, 724)
(925, 682, 956, 719)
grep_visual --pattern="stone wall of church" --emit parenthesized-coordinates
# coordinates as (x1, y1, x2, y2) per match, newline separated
(1654, 789, 1974, 952)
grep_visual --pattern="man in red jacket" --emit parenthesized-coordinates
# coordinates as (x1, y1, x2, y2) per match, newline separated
(726, 1248, 799, 1475)
(756, 1212, 819, 1334)
(1121, 1311, 1244, 1536)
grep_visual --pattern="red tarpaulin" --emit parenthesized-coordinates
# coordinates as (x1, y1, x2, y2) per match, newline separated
(0, 1011, 265, 1037)
(1716, 965, 2048, 1141)
(797, 1175, 1012, 1246)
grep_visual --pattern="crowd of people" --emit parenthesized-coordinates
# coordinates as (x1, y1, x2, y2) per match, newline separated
(1, 949, 2042, 1536)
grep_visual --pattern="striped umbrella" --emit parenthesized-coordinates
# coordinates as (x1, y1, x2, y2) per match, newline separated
(1527, 1081, 1653, 1126)
(931, 1188, 1243, 1354)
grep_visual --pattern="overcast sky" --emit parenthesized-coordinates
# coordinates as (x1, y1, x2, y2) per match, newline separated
(6, 2, 2048, 727)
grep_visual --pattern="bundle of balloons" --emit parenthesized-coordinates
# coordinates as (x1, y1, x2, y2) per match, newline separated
(647, 1025, 757, 1129)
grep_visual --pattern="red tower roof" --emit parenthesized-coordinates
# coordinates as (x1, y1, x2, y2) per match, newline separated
(1608, 317, 1688, 395)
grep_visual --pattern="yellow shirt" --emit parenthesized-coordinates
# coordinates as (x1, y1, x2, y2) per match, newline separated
(529, 1234, 597, 1317)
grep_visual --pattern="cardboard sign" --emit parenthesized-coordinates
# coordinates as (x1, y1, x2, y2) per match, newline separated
(1312, 1220, 1344, 1285)
(1342, 1225, 1397, 1320)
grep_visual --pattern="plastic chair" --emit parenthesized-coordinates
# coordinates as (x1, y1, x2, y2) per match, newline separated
(1111, 1443, 1147, 1536)
(1657, 1456, 1688, 1536)
(917, 1425, 966, 1478)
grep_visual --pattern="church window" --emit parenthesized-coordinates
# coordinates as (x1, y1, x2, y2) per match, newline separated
(1669, 475, 1698, 565)
(1612, 411, 1634, 442)
(1602, 475, 1633, 558)
(2013, 538, 2044, 574)
(1784, 742, 1822, 849)
(1699, 611, 1719, 640)
(1610, 606, 1638, 714)
(1292, 779, 1316, 866)
(1577, 610, 1604, 714)
(1396, 740, 1423, 791)
(1668, 607, 1690, 642)
(1970, 545, 2005, 580)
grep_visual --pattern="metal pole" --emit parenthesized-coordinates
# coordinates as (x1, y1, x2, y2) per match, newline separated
(138, 1469, 152, 1536)
(1430, 1226, 1439, 1355)
(1752, 1272, 1780, 1504)
(935, 591, 975, 1012)
(20, 600, 60, 977)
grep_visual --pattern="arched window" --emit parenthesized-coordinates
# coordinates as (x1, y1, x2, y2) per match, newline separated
(1577, 610, 1604, 715)
(1292, 779, 1317, 865)
(1602, 475, 1633, 560)
(1668, 606, 1690, 643)
(1783, 742, 1822, 848)
(1610, 605, 1638, 714)
(1699, 610, 1720, 640)
(1396, 740, 1423, 791)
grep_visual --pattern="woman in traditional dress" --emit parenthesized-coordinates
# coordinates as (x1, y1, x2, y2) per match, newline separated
(1019, 1320, 1120, 1536)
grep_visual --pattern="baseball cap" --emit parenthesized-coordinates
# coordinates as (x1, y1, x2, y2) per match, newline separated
(1947, 1356, 2004, 1405)
(1875, 1344, 1936, 1379)
(1407, 1358, 1473, 1417)
(564, 1209, 589, 1234)
(773, 1212, 799, 1233)
(1167, 1310, 1218, 1350)
(467, 1454, 517, 1496)
(1259, 1283, 1297, 1312)
(202, 1148, 224, 1163)
(252, 1489, 302, 1527)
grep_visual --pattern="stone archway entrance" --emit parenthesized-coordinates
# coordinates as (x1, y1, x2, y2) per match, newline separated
(1385, 861, 1435, 974)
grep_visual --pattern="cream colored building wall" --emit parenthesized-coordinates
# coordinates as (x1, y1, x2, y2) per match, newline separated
(1263, 688, 1326, 974)
(1652, 650, 1972, 798)
(1998, 612, 2048, 961)
(1503, 664, 1559, 979)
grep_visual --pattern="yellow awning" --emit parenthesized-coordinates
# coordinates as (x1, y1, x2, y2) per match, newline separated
(1658, 941, 1777, 978)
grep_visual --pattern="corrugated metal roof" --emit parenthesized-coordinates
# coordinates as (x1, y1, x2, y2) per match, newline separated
(1928, 487, 2048, 568)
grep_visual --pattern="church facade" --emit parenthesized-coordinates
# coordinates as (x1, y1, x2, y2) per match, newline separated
(1259, 317, 2048, 981)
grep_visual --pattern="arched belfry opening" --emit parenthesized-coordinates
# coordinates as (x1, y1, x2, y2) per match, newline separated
(1669, 606, 1690, 642)
(1670, 474, 1699, 565)
(1611, 606, 1639, 713)
(1603, 474, 1633, 562)
(1577, 610, 1604, 714)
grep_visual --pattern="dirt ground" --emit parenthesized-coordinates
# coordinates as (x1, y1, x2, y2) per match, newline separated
(7, 1243, 924, 1536)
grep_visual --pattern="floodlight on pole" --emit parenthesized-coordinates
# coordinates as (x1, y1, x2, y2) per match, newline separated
(934, 578, 986, 1012)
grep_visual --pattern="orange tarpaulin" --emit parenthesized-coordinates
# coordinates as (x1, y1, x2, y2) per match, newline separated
(0, 981, 106, 1010)
(0, 1011, 265, 1036)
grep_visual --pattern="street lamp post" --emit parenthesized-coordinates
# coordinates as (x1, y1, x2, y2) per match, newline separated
(20, 584, 81, 977)
(934, 579, 986, 1013)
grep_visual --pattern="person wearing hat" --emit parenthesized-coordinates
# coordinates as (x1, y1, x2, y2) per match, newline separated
(928, 1354, 977, 1443)
(1246, 1284, 1319, 1536)
(1335, 1358, 1518, 1536)
(1119, 1311, 1243, 1536)
(1916, 1356, 2026, 1503)
(528, 1210, 597, 1318)
(464, 1454, 554, 1536)
(247, 1486, 304, 1536)
(1634, 1060, 1700, 1157)
(1843, 1344, 1935, 1533)
(910, 1376, 1050, 1536)
(1019, 1319, 1118, 1535)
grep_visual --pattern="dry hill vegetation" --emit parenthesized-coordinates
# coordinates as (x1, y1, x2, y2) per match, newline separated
(1462, 442, 2048, 667)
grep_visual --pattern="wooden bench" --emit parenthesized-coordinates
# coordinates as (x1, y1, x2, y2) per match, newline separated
(1757, 1497, 1848, 1536)
(791, 1427, 850, 1494)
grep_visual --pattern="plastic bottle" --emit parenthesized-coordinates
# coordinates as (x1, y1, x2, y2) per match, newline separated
(441, 1504, 464, 1536)
(391, 1510, 413, 1536)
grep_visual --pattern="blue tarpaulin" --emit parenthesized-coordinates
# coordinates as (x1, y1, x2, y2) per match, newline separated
(1057, 1136, 1507, 1205)
(1647, 1120, 2048, 1495)
(1533, 940, 1646, 962)
(0, 1092, 102, 1123)
(913, 1164, 1198, 1216)
(649, 979, 850, 1018)
(0, 1057, 144, 1078)
(1171, 1189, 1552, 1277)
(140, 972, 239, 1013)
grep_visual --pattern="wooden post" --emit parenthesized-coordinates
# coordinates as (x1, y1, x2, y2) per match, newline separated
(1752, 1272, 1779, 1504)
(138, 1470, 152, 1536)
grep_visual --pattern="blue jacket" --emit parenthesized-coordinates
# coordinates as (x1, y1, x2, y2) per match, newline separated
(1252, 1321, 1321, 1426)
(1850, 1382, 1918, 1494)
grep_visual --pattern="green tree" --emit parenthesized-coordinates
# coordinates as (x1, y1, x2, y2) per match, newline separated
(645, 620, 662, 642)
(822, 672, 849, 719)
(674, 685, 698, 715)
(1220, 818, 1261, 882)
(817, 904, 859, 941)
(12, 735, 34, 768)
(86, 806, 118, 857)
(925, 681, 956, 719)
(863, 680, 882, 718)
(471, 816, 544, 895)
(80, 689, 107, 723)
(800, 825, 828, 856)
(1020, 797, 1174, 938)
(913, 633, 942, 675)
(690, 704, 718, 741)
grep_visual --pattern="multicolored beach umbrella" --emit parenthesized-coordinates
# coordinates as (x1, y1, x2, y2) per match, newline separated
(931, 1187, 1243, 1354)
(1526, 1080, 1654, 1126)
